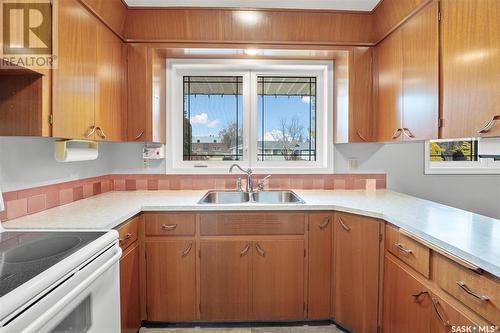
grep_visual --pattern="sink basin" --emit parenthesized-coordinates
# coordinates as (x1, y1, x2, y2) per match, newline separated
(252, 191, 305, 204)
(5, 236, 82, 263)
(198, 191, 250, 204)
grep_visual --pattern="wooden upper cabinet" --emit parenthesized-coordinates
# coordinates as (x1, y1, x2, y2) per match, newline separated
(52, 0, 97, 139)
(145, 240, 197, 321)
(95, 24, 127, 141)
(401, 2, 439, 141)
(375, 29, 403, 142)
(308, 213, 333, 319)
(200, 240, 252, 321)
(252, 239, 305, 320)
(333, 212, 382, 333)
(441, 0, 500, 138)
(127, 45, 165, 143)
(383, 254, 432, 333)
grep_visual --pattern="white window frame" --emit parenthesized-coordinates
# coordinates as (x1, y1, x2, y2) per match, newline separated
(424, 138, 500, 174)
(166, 59, 333, 174)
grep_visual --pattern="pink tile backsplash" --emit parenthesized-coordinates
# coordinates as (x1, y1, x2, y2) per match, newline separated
(0, 173, 386, 222)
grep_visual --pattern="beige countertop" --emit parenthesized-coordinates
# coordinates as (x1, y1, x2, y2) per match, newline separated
(3, 189, 500, 277)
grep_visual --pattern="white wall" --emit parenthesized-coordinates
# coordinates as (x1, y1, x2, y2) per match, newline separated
(1, 137, 498, 219)
(334, 141, 500, 219)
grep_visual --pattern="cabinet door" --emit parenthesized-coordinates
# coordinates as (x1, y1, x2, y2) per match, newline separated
(401, 2, 439, 140)
(120, 242, 141, 333)
(333, 212, 381, 333)
(252, 239, 305, 320)
(145, 240, 196, 321)
(95, 24, 126, 142)
(383, 254, 432, 333)
(441, 0, 500, 138)
(53, 0, 96, 139)
(200, 240, 252, 320)
(308, 213, 333, 319)
(430, 294, 479, 333)
(350, 47, 374, 142)
(127, 45, 150, 142)
(375, 29, 403, 142)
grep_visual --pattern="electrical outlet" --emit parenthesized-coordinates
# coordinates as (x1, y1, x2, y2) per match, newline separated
(347, 158, 359, 170)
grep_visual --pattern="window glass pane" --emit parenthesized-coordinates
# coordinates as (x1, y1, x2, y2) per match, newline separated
(429, 139, 478, 161)
(257, 76, 317, 161)
(183, 76, 243, 161)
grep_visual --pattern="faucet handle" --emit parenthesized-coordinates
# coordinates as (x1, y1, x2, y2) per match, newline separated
(236, 177, 243, 192)
(258, 175, 271, 191)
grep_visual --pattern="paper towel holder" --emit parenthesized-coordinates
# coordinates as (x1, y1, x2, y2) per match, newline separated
(54, 139, 98, 162)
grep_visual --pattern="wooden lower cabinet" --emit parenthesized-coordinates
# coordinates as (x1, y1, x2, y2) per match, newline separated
(200, 240, 252, 320)
(252, 239, 305, 320)
(119, 242, 141, 333)
(333, 212, 382, 333)
(429, 294, 478, 333)
(383, 254, 432, 333)
(145, 240, 196, 321)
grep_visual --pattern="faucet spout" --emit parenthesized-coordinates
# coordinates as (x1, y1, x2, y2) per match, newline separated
(228, 164, 253, 193)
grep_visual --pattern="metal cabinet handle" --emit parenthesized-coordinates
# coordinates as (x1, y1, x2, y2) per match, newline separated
(84, 125, 96, 138)
(255, 243, 266, 257)
(119, 233, 132, 244)
(319, 216, 331, 230)
(134, 130, 144, 140)
(356, 130, 368, 142)
(161, 224, 177, 231)
(431, 298, 450, 328)
(96, 127, 107, 139)
(478, 115, 500, 134)
(391, 128, 403, 139)
(412, 291, 428, 302)
(402, 128, 415, 139)
(240, 243, 251, 257)
(338, 217, 351, 232)
(181, 242, 193, 257)
(395, 243, 413, 255)
(456, 281, 489, 301)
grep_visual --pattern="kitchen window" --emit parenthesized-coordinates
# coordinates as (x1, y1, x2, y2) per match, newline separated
(166, 59, 333, 173)
(425, 137, 500, 174)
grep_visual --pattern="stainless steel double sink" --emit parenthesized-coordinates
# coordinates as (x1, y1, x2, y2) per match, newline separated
(198, 190, 305, 204)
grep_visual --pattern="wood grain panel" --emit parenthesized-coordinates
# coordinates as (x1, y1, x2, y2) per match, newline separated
(200, 212, 305, 236)
(119, 242, 141, 333)
(401, 2, 439, 141)
(375, 28, 403, 142)
(252, 239, 305, 320)
(95, 23, 126, 141)
(383, 254, 432, 333)
(200, 240, 252, 320)
(117, 216, 139, 251)
(441, 0, 500, 138)
(333, 212, 381, 333)
(123, 8, 372, 45)
(144, 213, 196, 236)
(307, 213, 333, 319)
(429, 293, 479, 333)
(371, 0, 430, 43)
(80, 0, 127, 38)
(52, 0, 96, 139)
(145, 240, 197, 321)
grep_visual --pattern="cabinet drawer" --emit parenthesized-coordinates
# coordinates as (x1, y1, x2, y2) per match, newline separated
(435, 254, 500, 326)
(117, 216, 139, 250)
(145, 213, 196, 236)
(200, 212, 305, 236)
(385, 224, 430, 278)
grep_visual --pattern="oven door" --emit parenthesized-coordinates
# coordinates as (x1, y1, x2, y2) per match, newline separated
(2, 243, 122, 333)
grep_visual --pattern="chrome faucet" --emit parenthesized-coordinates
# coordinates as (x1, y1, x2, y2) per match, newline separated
(229, 164, 253, 193)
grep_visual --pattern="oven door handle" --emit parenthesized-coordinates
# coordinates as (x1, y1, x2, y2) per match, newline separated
(21, 246, 122, 332)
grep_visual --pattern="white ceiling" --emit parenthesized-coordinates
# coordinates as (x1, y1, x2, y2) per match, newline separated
(123, 0, 382, 12)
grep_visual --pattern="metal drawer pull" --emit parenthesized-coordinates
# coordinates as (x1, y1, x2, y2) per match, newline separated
(84, 125, 96, 138)
(134, 130, 144, 140)
(338, 217, 351, 232)
(255, 243, 266, 257)
(456, 281, 490, 301)
(391, 128, 403, 139)
(412, 291, 428, 302)
(356, 131, 368, 142)
(119, 233, 132, 244)
(402, 128, 415, 138)
(319, 217, 331, 230)
(161, 224, 178, 231)
(395, 243, 413, 255)
(181, 242, 193, 257)
(240, 244, 251, 257)
(478, 115, 500, 134)
(96, 127, 107, 139)
(431, 298, 450, 327)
